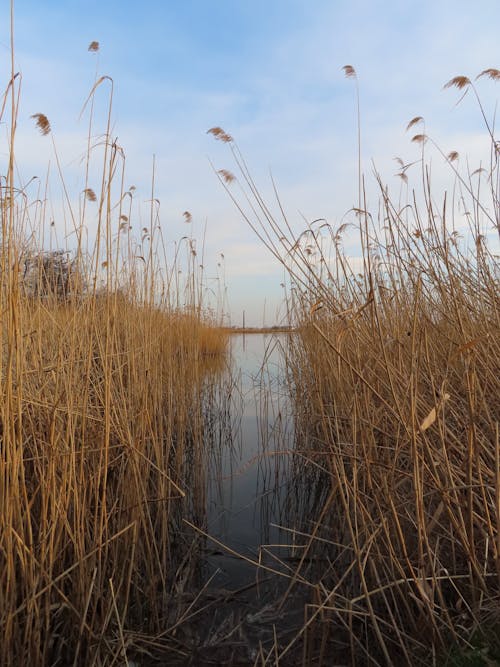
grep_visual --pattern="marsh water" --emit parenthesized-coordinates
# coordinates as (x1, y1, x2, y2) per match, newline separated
(207, 334, 291, 581)
(194, 333, 311, 661)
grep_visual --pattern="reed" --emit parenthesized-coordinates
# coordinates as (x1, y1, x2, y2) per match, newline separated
(211, 68, 500, 664)
(0, 16, 228, 666)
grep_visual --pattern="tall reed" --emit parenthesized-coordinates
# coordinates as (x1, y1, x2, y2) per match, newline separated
(211, 68, 500, 664)
(0, 16, 227, 666)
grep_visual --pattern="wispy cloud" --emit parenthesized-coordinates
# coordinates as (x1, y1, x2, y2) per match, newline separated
(1, 0, 497, 324)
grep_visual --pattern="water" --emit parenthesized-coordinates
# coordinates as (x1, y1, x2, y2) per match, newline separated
(207, 333, 293, 588)
(196, 333, 308, 660)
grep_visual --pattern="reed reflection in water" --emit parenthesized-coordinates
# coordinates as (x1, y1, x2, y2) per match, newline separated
(206, 333, 294, 590)
(187, 333, 332, 663)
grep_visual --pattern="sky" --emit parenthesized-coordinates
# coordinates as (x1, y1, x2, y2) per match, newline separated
(0, 0, 498, 325)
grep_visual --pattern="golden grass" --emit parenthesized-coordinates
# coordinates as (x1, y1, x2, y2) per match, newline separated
(2, 7, 499, 661)
(1, 294, 228, 664)
(288, 254, 499, 662)
(290, 186, 498, 662)
(0, 25, 228, 664)
(211, 68, 500, 664)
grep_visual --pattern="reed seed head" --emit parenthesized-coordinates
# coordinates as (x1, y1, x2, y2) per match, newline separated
(342, 65, 356, 78)
(31, 113, 51, 136)
(406, 116, 424, 131)
(476, 68, 500, 81)
(207, 127, 233, 143)
(411, 134, 427, 144)
(444, 75, 471, 90)
(218, 169, 235, 184)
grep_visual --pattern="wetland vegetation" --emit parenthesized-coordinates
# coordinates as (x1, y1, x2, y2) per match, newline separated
(0, 11, 499, 666)
(207, 66, 500, 665)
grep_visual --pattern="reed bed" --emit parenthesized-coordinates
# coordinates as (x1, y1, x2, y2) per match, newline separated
(0, 28, 228, 666)
(1, 294, 228, 666)
(211, 69, 500, 664)
(286, 224, 499, 664)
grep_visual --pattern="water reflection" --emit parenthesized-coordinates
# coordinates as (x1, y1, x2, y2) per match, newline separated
(206, 333, 293, 589)
(175, 333, 306, 662)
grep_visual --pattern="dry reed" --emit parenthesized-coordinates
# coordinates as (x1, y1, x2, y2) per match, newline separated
(0, 18, 228, 665)
(211, 68, 500, 664)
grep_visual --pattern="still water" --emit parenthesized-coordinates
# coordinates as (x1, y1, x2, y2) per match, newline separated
(197, 333, 308, 659)
(207, 333, 293, 587)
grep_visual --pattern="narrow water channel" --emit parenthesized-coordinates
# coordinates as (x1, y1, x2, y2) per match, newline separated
(207, 333, 292, 585)
(196, 333, 309, 662)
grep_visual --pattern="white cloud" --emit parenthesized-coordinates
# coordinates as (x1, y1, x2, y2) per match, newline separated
(1, 0, 498, 325)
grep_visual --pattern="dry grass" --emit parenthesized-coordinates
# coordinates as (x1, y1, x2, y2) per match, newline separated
(0, 295, 227, 665)
(287, 232, 499, 663)
(0, 24, 228, 665)
(211, 69, 500, 664)
(3, 7, 499, 662)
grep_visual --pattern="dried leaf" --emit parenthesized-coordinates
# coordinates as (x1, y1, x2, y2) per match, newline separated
(79, 75, 113, 120)
(420, 407, 437, 431)
(309, 301, 323, 315)
(415, 575, 434, 606)
(420, 393, 450, 431)
(452, 334, 489, 359)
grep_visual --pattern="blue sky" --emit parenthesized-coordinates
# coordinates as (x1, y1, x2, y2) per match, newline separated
(1, 1, 498, 324)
